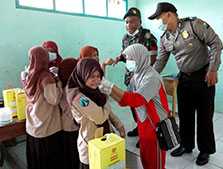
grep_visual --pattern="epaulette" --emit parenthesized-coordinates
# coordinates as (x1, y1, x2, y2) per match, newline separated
(181, 17, 197, 22)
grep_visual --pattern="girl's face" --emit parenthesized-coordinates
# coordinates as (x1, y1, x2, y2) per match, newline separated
(85, 70, 101, 89)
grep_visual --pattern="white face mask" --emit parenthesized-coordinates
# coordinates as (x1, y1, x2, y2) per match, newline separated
(126, 60, 136, 72)
(127, 29, 139, 37)
(48, 52, 57, 61)
(158, 20, 168, 31)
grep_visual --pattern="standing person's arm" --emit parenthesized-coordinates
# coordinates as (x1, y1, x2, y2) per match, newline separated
(153, 38, 171, 73)
(192, 18, 222, 86)
(113, 36, 127, 65)
(44, 81, 63, 105)
(99, 79, 146, 107)
(108, 110, 126, 138)
(111, 86, 146, 107)
(144, 33, 158, 65)
(101, 58, 115, 73)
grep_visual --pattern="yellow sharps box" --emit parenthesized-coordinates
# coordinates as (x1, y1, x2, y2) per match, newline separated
(15, 90, 27, 120)
(3, 89, 17, 118)
(88, 133, 125, 169)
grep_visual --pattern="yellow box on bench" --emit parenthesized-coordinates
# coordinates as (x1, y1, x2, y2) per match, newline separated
(88, 133, 125, 169)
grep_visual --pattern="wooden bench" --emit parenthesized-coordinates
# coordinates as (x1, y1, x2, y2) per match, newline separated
(0, 120, 25, 167)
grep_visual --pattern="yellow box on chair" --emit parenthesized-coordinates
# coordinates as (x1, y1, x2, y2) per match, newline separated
(88, 133, 126, 169)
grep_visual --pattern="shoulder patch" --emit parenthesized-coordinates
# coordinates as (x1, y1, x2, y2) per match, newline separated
(79, 96, 90, 107)
(196, 19, 210, 29)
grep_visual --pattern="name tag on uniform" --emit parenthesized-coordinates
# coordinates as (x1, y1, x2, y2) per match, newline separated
(164, 42, 174, 51)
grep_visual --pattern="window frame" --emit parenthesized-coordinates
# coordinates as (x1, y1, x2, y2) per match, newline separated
(15, 0, 128, 21)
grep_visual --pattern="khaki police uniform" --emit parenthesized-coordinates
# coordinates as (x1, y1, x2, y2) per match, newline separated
(154, 17, 222, 154)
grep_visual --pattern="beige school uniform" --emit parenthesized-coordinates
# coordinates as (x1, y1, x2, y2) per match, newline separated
(26, 82, 63, 138)
(60, 89, 79, 132)
(68, 89, 124, 165)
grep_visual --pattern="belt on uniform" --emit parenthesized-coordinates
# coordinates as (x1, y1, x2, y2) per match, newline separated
(180, 64, 209, 77)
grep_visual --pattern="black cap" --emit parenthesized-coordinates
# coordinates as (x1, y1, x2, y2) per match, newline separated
(123, 7, 141, 20)
(148, 2, 177, 20)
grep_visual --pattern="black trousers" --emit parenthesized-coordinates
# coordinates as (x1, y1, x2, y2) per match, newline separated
(62, 130, 79, 169)
(26, 131, 63, 169)
(79, 162, 89, 169)
(177, 67, 216, 154)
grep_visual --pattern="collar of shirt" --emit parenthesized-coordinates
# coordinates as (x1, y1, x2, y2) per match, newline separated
(127, 26, 143, 38)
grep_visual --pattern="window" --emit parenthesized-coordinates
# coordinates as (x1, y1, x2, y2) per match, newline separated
(16, 0, 128, 20)
(108, 0, 126, 19)
(55, 0, 83, 13)
(85, 0, 106, 17)
(19, 0, 53, 10)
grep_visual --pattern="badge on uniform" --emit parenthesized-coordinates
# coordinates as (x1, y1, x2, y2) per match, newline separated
(181, 30, 189, 39)
(132, 9, 137, 14)
(79, 96, 90, 107)
(145, 32, 151, 39)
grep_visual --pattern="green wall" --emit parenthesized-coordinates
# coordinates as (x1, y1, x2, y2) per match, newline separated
(0, 0, 136, 93)
(137, 0, 223, 112)
(0, 0, 222, 112)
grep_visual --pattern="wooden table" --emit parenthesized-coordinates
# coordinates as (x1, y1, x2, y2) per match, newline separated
(162, 76, 178, 116)
(0, 120, 25, 166)
(0, 120, 25, 142)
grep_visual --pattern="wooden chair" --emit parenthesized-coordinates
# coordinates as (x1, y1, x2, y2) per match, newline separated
(162, 76, 178, 117)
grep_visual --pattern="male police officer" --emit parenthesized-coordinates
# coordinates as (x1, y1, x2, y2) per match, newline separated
(114, 7, 158, 147)
(149, 2, 222, 166)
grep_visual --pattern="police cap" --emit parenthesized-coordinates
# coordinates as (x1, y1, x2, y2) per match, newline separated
(148, 2, 177, 20)
(123, 7, 141, 20)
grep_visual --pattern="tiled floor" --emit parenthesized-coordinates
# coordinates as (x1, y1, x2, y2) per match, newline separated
(1, 101, 223, 169)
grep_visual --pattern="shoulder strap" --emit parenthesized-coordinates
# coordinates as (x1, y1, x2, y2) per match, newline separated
(189, 20, 204, 43)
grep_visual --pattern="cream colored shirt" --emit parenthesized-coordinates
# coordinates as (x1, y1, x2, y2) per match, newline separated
(60, 89, 79, 132)
(26, 82, 62, 138)
(68, 88, 125, 164)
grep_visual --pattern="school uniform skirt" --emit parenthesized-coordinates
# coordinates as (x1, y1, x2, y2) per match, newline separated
(62, 130, 79, 169)
(26, 131, 63, 169)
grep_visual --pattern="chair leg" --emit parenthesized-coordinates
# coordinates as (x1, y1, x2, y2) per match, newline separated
(0, 142, 6, 167)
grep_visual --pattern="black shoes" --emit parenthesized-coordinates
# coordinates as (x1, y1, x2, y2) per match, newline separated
(196, 153, 209, 166)
(127, 127, 138, 137)
(171, 146, 209, 166)
(170, 146, 192, 157)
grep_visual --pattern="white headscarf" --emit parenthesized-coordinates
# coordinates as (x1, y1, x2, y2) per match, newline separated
(122, 43, 163, 101)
